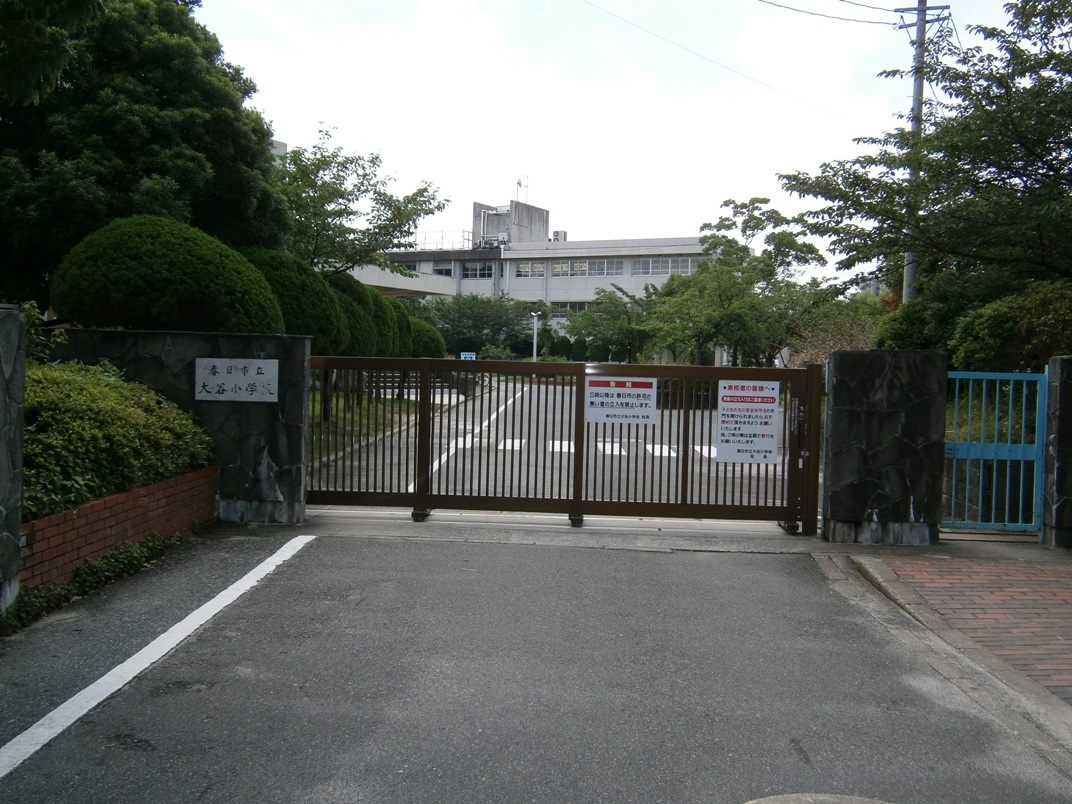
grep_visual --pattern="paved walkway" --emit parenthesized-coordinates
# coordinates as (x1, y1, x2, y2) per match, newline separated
(878, 550, 1072, 704)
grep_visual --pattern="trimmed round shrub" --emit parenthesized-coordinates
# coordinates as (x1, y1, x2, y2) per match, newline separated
(387, 297, 413, 358)
(51, 215, 285, 334)
(242, 248, 348, 354)
(410, 317, 446, 358)
(324, 272, 377, 356)
(365, 288, 397, 356)
(22, 362, 214, 521)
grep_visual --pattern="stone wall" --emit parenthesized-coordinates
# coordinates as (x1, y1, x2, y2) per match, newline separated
(823, 350, 947, 545)
(0, 307, 25, 611)
(1044, 356, 1072, 549)
(59, 330, 310, 525)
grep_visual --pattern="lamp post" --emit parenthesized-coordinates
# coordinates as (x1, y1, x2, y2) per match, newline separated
(530, 311, 541, 364)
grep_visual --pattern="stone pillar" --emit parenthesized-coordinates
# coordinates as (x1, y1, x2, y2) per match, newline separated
(823, 350, 947, 545)
(60, 330, 310, 525)
(0, 306, 26, 613)
(1043, 356, 1072, 549)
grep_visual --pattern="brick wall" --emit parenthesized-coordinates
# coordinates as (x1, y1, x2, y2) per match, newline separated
(19, 466, 218, 589)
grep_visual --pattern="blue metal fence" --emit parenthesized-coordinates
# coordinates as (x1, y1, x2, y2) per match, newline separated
(943, 370, 1048, 534)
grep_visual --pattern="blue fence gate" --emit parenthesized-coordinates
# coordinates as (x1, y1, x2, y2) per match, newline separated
(944, 370, 1048, 534)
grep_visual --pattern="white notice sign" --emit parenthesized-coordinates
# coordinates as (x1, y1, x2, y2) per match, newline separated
(717, 380, 781, 463)
(585, 377, 658, 424)
(195, 358, 279, 402)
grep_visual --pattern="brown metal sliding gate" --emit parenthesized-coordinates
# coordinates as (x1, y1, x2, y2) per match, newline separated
(307, 358, 822, 534)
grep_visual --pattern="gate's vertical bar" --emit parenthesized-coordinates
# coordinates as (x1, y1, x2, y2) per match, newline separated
(547, 374, 558, 498)
(1016, 377, 1027, 525)
(950, 376, 961, 521)
(569, 363, 586, 526)
(678, 376, 693, 505)
(412, 360, 433, 519)
(1034, 368, 1049, 536)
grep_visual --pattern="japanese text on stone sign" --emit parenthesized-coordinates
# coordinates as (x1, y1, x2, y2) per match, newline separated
(194, 358, 278, 402)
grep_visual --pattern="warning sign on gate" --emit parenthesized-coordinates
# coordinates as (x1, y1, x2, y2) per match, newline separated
(717, 380, 781, 464)
(585, 377, 658, 424)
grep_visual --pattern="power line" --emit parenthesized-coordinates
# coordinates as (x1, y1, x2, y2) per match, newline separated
(838, 0, 900, 13)
(576, 0, 846, 118)
(758, 0, 898, 26)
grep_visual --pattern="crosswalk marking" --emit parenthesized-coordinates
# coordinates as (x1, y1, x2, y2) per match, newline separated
(597, 441, 626, 455)
(646, 444, 677, 458)
(498, 439, 526, 451)
(549, 441, 574, 453)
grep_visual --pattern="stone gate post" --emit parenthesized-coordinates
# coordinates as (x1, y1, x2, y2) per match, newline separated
(823, 350, 947, 545)
(1043, 355, 1072, 549)
(0, 306, 26, 613)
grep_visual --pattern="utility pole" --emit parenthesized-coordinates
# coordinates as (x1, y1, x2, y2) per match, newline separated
(897, 0, 949, 302)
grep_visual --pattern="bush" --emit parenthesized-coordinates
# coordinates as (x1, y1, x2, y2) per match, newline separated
(242, 248, 348, 354)
(410, 317, 446, 358)
(366, 288, 397, 356)
(22, 362, 214, 520)
(948, 281, 1072, 372)
(324, 272, 377, 356)
(478, 343, 515, 360)
(388, 297, 413, 357)
(51, 215, 285, 334)
(571, 337, 589, 361)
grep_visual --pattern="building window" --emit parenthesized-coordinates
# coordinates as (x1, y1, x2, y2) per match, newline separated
(550, 301, 590, 320)
(433, 260, 454, 277)
(588, 259, 624, 277)
(462, 261, 494, 279)
(551, 260, 570, 277)
(670, 257, 698, 274)
(634, 256, 696, 276)
(515, 260, 546, 278)
(569, 260, 588, 277)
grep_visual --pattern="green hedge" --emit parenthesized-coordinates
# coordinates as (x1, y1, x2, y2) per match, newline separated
(410, 317, 446, 358)
(51, 215, 285, 334)
(22, 362, 214, 521)
(324, 272, 377, 356)
(243, 248, 348, 354)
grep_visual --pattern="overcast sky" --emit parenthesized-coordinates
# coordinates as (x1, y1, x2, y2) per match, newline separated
(194, 0, 1013, 252)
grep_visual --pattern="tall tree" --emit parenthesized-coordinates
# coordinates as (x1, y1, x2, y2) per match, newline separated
(0, 0, 289, 304)
(415, 293, 534, 357)
(645, 199, 826, 366)
(278, 129, 447, 274)
(565, 284, 655, 364)
(0, 0, 102, 106)
(781, 1, 1072, 288)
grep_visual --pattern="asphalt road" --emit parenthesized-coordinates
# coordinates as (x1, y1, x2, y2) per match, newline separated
(2, 512, 1071, 803)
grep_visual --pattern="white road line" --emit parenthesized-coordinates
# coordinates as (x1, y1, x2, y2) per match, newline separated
(413, 388, 526, 492)
(0, 535, 317, 780)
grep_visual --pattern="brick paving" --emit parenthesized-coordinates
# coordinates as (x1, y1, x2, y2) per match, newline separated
(882, 556, 1072, 704)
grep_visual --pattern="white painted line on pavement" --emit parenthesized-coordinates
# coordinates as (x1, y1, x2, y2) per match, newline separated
(0, 534, 317, 781)
(412, 387, 526, 492)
